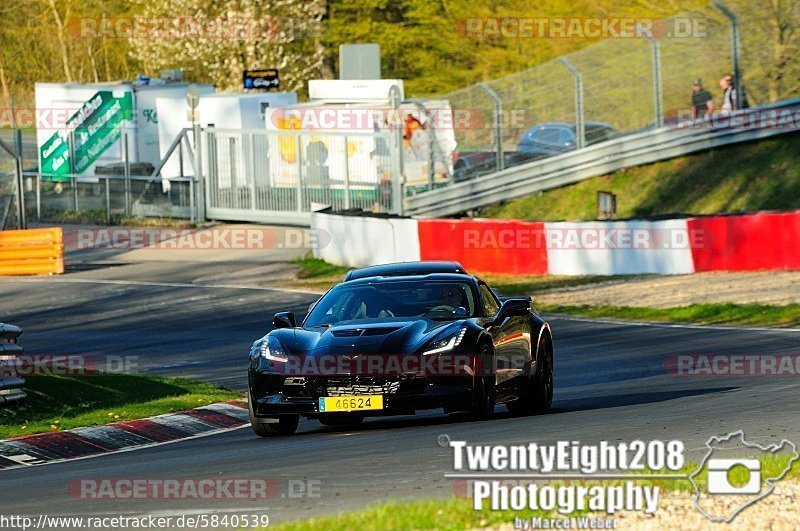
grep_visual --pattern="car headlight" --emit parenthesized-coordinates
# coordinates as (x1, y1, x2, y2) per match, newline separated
(423, 328, 467, 355)
(259, 336, 288, 363)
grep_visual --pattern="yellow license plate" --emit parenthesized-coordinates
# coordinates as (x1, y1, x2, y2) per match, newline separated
(319, 395, 383, 412)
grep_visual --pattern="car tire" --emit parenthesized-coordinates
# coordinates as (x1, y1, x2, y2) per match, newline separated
(470, 345, 496, 420)
(248, 392, 300, 436)
(509, 334, 553, 416)
(319, 414, 364, 427)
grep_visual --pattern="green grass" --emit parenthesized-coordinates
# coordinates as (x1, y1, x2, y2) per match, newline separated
(482, 274, 655, 295)
(273, 454, 800, 530)
(293, 256, 350, 279)
(537, 303, 800, 327)
(482, 134, 800, 221)
(0, 374, 240, 439)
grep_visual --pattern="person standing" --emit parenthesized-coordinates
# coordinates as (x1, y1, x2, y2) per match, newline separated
(691, 79, 714, 120)
(719, 74, 749, 114)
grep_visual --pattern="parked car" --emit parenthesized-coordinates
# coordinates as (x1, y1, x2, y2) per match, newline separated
(517, 121, 618, 158)
(452, 121, 618, 182)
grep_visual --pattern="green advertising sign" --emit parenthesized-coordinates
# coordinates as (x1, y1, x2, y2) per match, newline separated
(39, 91, 134, 181)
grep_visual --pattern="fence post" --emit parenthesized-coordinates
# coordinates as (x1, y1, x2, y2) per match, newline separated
(296, 134, 303, 212)
(389, 84, 405, 216)
(714, 1, 743, 107)
(477, 83, 504, 172)
(35, 172, 41, 220)
(640, 26, 664, 128)
(343, 136, 351, 210)
(105, 176, 111, 223)
(123, 131, 131, 216)
(558, 58, 585, 149)
(192, 124, 206, 221)
(13, 129, 26, 229)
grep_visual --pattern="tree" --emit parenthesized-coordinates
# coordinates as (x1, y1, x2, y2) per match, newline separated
(129, 0, 325, 92)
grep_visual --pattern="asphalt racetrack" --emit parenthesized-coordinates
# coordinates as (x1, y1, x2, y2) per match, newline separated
(1, 261, 799, 524)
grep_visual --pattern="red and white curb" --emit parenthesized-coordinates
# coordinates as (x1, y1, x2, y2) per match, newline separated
(0, 401, 248, 470)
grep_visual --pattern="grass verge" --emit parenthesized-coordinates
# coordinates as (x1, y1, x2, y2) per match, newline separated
(273, 455, 800, 530)
(481, 134, 800, 221)
(0, 374, 240, 439)
(538, 303, 800, 327)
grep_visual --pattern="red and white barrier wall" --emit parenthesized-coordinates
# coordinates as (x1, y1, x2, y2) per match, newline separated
(311, 210, 800, 275)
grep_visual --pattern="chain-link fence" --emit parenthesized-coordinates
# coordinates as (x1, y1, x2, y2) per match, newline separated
(439, 1, 799, 182)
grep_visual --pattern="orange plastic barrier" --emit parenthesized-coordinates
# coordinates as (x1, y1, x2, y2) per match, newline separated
(0, 227, 64, 276)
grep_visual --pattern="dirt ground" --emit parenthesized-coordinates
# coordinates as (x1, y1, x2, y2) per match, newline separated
(534, 271, 800, 308)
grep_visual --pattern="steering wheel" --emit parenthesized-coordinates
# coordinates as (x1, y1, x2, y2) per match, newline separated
(427, 305, 456, 315)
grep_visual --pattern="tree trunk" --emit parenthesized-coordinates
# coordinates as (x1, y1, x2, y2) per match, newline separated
(47, 0, 73, 82)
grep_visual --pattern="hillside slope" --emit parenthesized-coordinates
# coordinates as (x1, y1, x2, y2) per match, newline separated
(481, 133, 800, 221)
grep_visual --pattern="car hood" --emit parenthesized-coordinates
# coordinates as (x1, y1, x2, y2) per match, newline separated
(276, 318, 463, 357)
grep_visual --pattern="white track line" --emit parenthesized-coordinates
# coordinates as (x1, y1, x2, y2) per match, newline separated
(0, 277, 323, 296)
(550, 314, 800, 334)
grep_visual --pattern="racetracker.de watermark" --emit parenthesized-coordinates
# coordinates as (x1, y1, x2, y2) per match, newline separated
(462, 227, 704, 250)
(665, 354, 800, 376)
(65, 16, 308, 41)
(671, 107, 800, 131)
(68, 478, 320, 500)
(63, 227, 327, 252)
(0, 355, 138, 377)
(456, 17, 708, 39)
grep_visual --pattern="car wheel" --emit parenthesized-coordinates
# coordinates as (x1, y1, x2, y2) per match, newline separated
(319, 414, 364, 427)
(470, 345, 496, 420)
(248, 392, 300, 436)
(509, 334, 553, 416)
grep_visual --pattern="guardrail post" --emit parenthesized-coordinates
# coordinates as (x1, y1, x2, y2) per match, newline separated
(477, 83, 504, 171)
(558, 59, 585, 149)
(389, 84, 405, 215)
(714, 1, 743, 107)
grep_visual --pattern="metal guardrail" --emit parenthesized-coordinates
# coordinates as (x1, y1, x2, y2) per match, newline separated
(0, 323, 26, 406)
(405, 99, 800, 218)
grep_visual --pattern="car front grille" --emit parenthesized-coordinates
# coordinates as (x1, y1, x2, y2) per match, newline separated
(281, 376, 425, 398)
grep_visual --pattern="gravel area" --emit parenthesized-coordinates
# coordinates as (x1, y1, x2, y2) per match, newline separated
(535, 271, 800, 308)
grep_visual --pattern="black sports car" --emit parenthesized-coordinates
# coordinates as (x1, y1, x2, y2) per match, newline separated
(247, 261, 553, 436)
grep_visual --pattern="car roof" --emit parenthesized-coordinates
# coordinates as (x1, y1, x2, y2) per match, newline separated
(344, 261, 467, 282)
(524, 121, 615, 131)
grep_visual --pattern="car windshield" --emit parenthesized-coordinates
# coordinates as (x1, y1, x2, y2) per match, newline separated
(305, 280, 477, 326)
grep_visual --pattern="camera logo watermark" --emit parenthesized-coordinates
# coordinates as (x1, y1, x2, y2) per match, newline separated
(689, 431, 798, 523)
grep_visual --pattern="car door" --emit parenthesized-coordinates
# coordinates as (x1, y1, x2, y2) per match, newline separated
(478, 283, 526, 397)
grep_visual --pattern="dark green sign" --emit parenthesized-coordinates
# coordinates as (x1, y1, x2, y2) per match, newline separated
(39, 91, 133, 181)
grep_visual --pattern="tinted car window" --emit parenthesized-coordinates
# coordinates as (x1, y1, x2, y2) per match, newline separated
(478, 284, 500, 317)
(306, 280, 478, 326)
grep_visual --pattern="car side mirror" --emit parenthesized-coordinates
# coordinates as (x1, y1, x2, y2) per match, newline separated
(495, 298, 530, 321)
(273, 311, 296, 329)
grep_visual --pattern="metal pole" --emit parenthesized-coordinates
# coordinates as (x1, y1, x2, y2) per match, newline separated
(639, 25, 664, 128)
(72, 176, 78, 211)
(123, 131, 131, 216)
(36, 172, 41, 220)
(296, 134, 303, 212)
(343, 136, 351, 209)
(13, 129, 26, 229)
(105, 176, 111, 223)
(192, 124, 205, 221)
(714, 1, 742, 108)
(388, 84, 405, 216)
(558, 58, 585, 149)
(477, 83, 504, 171)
